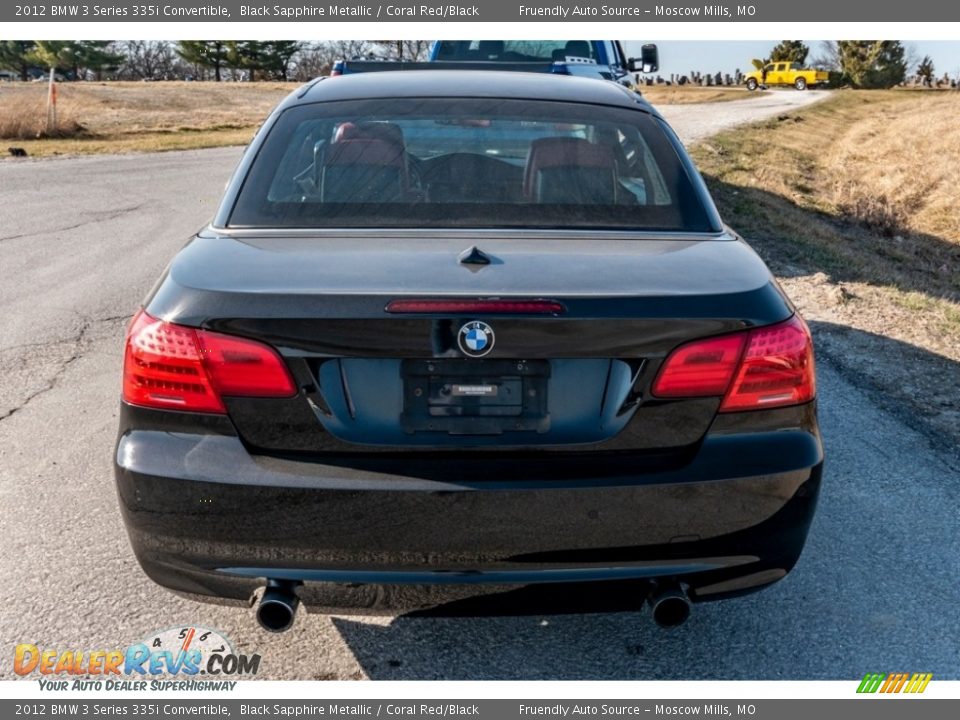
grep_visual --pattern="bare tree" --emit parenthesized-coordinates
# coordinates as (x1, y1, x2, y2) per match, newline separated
(292, 40, 375, 79)
(811, 41, 840, 71)
(371, 41, 432, 61)
(903, 43, 920, 80)
(401, 40, 431, 61)
(119, 41, 185, 80)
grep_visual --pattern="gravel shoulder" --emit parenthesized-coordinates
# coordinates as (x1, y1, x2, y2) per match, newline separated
(656, 88, 831, 143)
(687, 90, 960, 460)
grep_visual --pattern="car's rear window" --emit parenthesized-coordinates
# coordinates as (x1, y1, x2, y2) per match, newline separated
(228, 98, 716, 232)
(434, 41, 598, 62)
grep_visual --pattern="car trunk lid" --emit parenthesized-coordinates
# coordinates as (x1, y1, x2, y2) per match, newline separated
(146, 231, 792, 454)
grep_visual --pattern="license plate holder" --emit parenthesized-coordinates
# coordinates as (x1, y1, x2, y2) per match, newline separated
(401, 359, 550, 435)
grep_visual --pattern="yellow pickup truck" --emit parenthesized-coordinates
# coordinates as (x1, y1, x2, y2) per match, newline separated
(745, 61, 830, 91)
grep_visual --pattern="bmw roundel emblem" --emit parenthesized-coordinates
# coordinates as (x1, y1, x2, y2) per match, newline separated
(458, 320, 495, 358)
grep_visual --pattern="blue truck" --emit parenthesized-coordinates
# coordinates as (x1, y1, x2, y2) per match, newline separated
(331, 40, 659, 87)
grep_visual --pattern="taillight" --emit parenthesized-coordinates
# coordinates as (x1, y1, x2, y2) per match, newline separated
(122, 310, 296, 414)
(720, 315, 815, 412)
(652, 315, 815, 412)
(651, 334, 747, 397)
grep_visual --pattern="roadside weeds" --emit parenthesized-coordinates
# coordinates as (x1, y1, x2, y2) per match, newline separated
(692, 89, 960, 457)
(0, 81, 298, 157)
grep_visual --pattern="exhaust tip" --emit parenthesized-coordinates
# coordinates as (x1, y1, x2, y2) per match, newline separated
(650, 588, 691, 629)
(256, 583, 300, 633)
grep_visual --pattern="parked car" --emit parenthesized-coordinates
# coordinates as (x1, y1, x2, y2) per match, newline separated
(115, 70, 822, 633)
(745, 61, 830, 90)
(332, 40, 659, 89)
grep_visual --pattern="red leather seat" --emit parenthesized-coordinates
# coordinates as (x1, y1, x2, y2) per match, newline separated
(322, 123, 408, 202)
(335, 121, 405, 149)
(523, 137, 619, 204)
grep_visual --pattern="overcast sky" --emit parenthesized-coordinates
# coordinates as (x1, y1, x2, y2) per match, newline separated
(623, 40, 960, 78)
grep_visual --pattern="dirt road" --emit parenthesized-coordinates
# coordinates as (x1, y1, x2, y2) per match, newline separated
(657, 88, 829, 142)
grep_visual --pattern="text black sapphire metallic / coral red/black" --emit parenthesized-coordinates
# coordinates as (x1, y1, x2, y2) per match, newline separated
(114, 70, 822, 632)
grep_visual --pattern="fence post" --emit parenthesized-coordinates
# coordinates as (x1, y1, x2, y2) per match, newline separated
(46, 68, 58, 135)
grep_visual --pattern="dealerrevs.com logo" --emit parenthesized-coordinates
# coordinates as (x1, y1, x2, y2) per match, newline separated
(14, 626, 260, 691)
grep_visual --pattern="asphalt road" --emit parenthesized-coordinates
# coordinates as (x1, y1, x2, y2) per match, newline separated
(1, 90, 958, 680)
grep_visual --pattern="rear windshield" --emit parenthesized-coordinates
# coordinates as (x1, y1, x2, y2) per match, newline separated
(434, 41, 599, 62)
(228, 98, 716, 232)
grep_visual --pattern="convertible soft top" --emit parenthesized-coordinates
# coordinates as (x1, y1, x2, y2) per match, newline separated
(290, 69, 657, 116)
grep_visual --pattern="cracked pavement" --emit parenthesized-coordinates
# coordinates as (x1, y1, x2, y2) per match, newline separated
(1, 101, 958, 680)
(0, 149, 233, 420)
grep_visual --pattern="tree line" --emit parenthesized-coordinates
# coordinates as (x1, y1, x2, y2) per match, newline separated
(0, 41, 431, 82)
(1, 40, 953, 89)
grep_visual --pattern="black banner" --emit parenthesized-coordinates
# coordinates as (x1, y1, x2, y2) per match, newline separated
(3, 699, 960, 719)
(5, 1, 958, 23)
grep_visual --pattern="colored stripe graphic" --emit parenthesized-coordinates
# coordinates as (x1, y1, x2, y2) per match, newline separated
(857, 672, 932, 693)
(857, 673, 886, 693)
(905, 673, 933, 693)
(880, 673, 897, 693)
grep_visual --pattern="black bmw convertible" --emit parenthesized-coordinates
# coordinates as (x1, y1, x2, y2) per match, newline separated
(115, 70, 822, 632)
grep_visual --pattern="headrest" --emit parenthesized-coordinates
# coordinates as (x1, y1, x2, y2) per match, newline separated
(324, 138, 405, 168)
(524, 137, 617, 198)
(564, 41, 592, 59)
(334, 121, 405, 148)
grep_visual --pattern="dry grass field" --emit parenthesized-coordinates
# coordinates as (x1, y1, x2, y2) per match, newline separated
(0, 80, 764, 157)
(639, 84, 766, 104)
(693, 89, 960, 346)
(692, 89, 960, 442)
(0, 81, 301, 156)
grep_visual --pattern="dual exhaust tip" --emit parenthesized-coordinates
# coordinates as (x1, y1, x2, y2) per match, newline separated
(254, 579, 691, 632)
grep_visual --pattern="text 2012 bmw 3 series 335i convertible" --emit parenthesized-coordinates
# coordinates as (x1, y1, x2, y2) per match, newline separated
(114, 70, 822, 631)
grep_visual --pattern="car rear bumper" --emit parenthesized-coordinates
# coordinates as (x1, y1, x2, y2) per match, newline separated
(114, 403, 822, 615)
